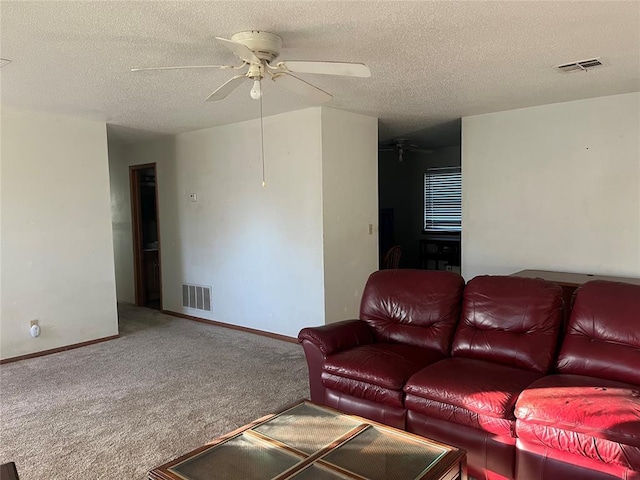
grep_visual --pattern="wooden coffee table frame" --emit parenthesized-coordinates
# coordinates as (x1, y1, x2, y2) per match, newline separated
(149, 400, 467, 480)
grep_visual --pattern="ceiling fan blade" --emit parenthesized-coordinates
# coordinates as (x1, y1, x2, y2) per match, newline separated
(131, 65, 238, 72)
(215, 37, 260, 64)
(205, 74, 248, 102)
(278, 61, 371, 78)
(275, 73, 332, 103)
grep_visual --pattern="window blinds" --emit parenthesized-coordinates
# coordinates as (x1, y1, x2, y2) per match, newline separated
(424, 168, 462, 231)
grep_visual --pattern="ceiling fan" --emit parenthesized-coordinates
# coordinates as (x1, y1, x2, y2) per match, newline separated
(131, 31, 371, 103)
(379, 139, 433, 162)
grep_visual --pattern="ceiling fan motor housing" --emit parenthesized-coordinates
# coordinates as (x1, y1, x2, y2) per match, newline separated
(231, 31, 282, 62)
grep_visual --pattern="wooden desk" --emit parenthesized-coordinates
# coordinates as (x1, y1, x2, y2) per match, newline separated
(510, 270, 640, 287)
(511, 269, 640, 319)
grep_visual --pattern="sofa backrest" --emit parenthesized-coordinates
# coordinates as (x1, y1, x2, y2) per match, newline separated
(360, 269, 464, 353)
(556, 280, 640, 385)
(451, 276, 563, 373)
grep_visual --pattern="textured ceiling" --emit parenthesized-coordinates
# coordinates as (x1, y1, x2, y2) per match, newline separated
(1, 1, 639, 146)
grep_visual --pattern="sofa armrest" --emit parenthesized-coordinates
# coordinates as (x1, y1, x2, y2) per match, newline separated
(298, 319, 375, 357)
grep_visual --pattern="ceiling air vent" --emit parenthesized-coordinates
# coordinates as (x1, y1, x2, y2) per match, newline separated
(556, 57, 603, 73)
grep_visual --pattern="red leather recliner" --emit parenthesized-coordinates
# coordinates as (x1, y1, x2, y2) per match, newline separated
(404, 276, 563, 480)
(298, 271, 640, 480)
(298, 269, 464, 428)
(514, 280, 640, 480)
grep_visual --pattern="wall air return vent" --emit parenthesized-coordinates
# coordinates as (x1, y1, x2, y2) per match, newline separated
(182, 283, 212, 312)
(556, 58, 603, 73)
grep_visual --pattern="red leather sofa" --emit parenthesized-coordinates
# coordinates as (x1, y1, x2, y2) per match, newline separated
(298, 270, 640, 480)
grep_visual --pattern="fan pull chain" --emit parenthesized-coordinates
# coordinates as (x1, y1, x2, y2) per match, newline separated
(259, 90, 266, 188)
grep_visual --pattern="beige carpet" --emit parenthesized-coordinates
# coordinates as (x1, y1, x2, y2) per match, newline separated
(0, 304, 309, 479)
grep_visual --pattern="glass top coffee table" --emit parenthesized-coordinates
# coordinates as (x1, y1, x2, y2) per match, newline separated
(149, 400, 467, 480)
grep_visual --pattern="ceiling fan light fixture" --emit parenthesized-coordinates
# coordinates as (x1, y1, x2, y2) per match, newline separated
(250, 79, 262, 100)
(130, 30, 371, 186)
(132, 31, 369, 105)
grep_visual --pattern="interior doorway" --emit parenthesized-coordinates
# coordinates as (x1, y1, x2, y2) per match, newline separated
(379, 208, 395, 266)
(130, 164, 162, 310)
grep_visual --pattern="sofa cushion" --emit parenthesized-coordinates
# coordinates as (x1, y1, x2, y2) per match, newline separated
(515, 374, 640, 470)
(322, 374, 405, 408)
(404, 357, 543, 436)
(323, 343, 443, 389)
(557, 280, 640, 385)
(322, 344, 443, 407)
(452, 276, 563, 373)
(360, 270, 464, 353)
(404, 395, 516, 436)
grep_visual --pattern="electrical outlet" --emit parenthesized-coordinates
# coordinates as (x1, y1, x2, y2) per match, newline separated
(368, 223, 373, 235)
(30, 319, 39, 327)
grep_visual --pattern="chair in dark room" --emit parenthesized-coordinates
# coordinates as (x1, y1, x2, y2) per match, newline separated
(382, 245, 402, 269)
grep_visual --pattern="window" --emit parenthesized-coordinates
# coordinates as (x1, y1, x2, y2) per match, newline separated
(424, 167, 462, 232)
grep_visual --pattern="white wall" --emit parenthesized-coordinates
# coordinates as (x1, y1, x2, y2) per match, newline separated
(109, 107, 380, 335)
(1, 110, 118, 360)
(321, 108, 378, 323)
(462, 92, 640, 280)
(110, 108, 327, 337)
(107, 143, 135, 304)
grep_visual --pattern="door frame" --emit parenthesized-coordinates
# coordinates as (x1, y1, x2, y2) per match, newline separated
(129, 163, 162, 308)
